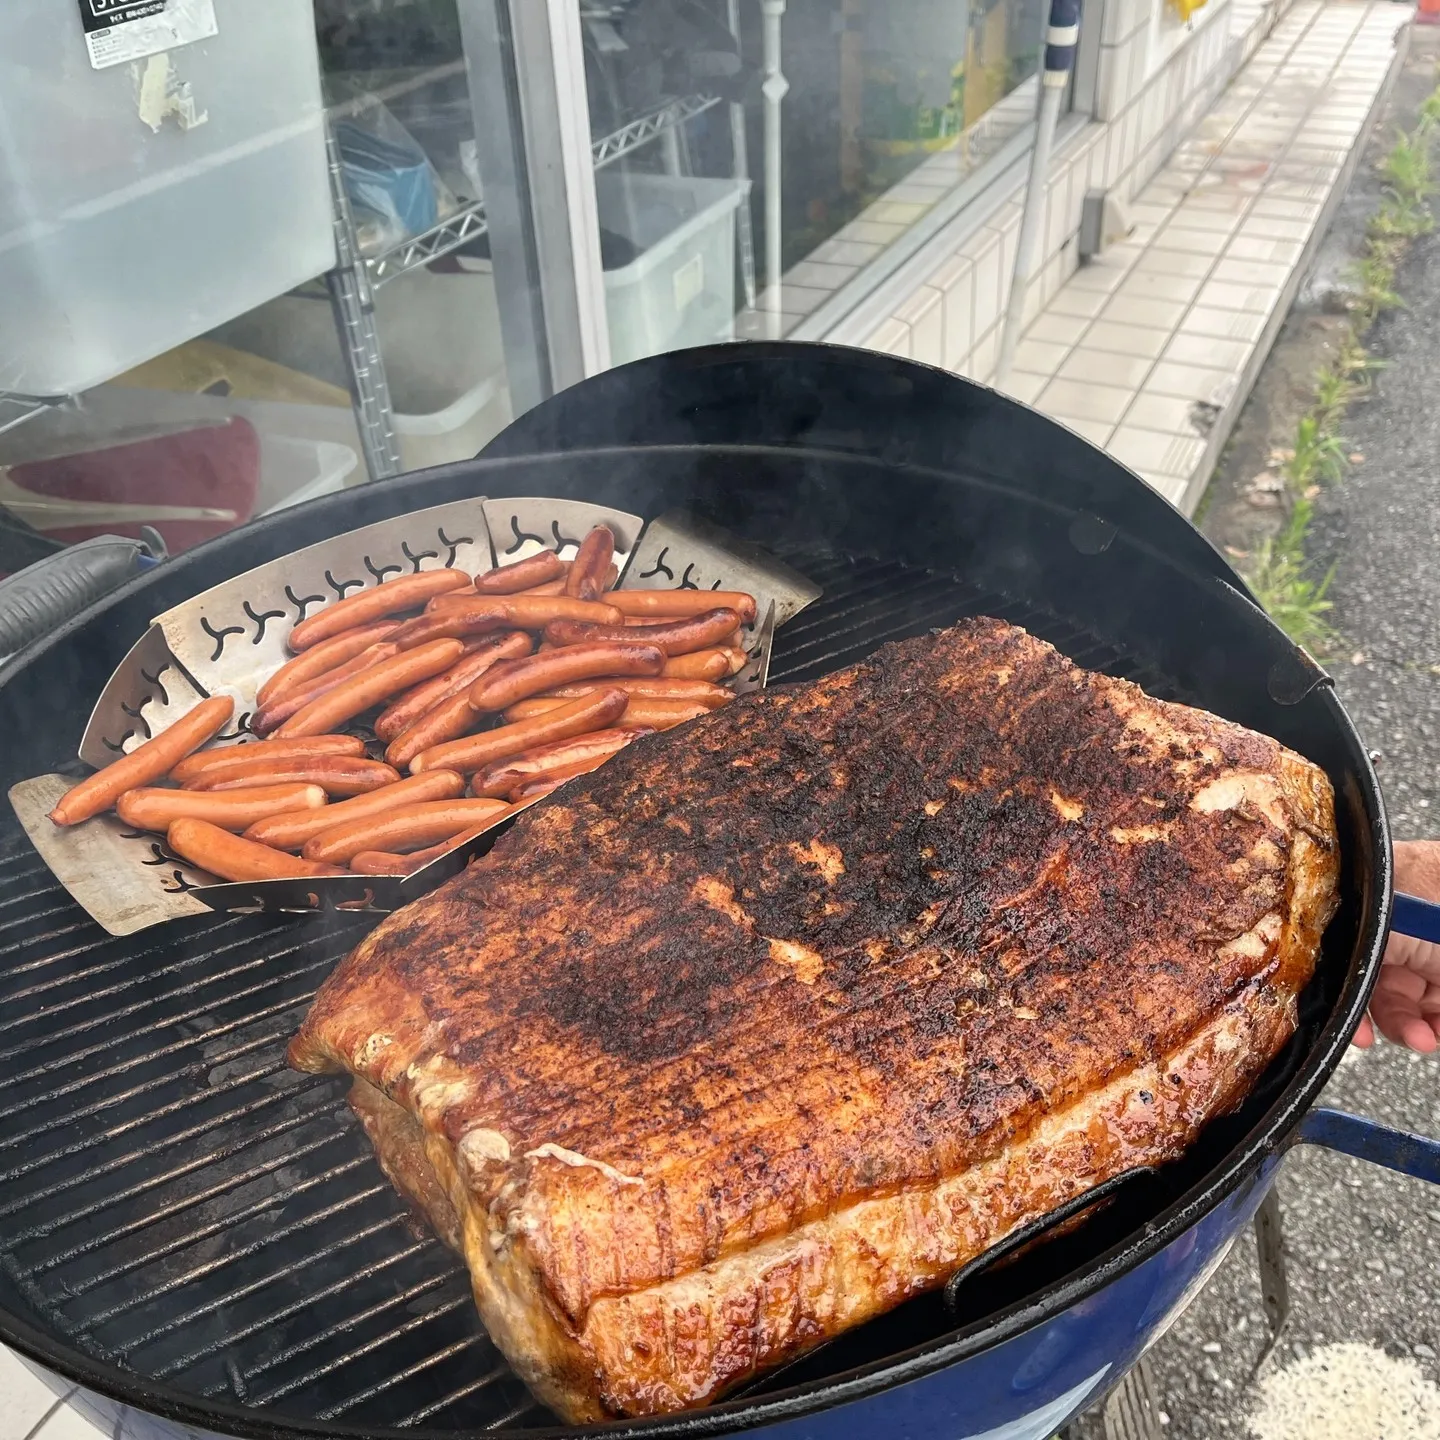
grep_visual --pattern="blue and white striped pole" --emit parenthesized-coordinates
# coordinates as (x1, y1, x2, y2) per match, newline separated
(995, 0, 1082, 388)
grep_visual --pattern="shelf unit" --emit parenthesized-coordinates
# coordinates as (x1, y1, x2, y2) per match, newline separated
(0, 392, 69, 441)
(358, 94, 722, 293)
(0, 13, 750, 478)
(0, 0, 768, 539)
(331, 75, 739, 479)
(591, 92, 722, 169)
(365, 200, 489, 287)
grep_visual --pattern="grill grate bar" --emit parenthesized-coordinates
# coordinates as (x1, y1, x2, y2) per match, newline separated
(315, 1339, 495, 1420)
(0, 923, 135, 981)
(782, 566, 962, 636)
(0, 857, 53, 889)
(778, 597, 974, 669)
(0, 1080, 342, 1225)
(0, 942, 324, 1082)
(0, 968, 327, 1119)
(0, 1026, 295, 1155)
(0, 913, 244, 999)
(62, 1154, 376, 1298)
(125, 1212, 412, 1357)
(769, 561, 1163, 697)
(778, 565, 925, 637)
(1, 915, 254, 1012)
(0, 977, 332, 1128)
(80, 1182, 394, 1332)
(234, 1274, 463, 1399)
(0, 901, 89, 942)
(0, 881, 72, 916)
(30, 1128, 357, 1275)
(0, 917, 97, 964)
(397, 1370, 515, 1428)
(483, 1400, 547, 1432)
(775, 588, 998, 681)
(0, 1054, 308, 1188)
(3, 1090, 345, 1246)
(150, 1231, 440, 1379)
(248, 1295, 476, 1409)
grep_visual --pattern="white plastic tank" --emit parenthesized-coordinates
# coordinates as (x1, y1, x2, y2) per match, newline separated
(0, 0, 335, 398)
(594, 172, 750, 368)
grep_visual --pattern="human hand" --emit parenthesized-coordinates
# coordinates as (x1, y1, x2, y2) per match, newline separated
(1352, 839, 1440, 1053)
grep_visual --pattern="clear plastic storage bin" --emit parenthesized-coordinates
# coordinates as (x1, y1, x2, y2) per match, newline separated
(0, 0, 334, 398)
(594, 172, 750, 367)
(212, 265, 511, 472)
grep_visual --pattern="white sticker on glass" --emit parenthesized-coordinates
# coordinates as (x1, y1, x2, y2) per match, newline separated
(77, 0, 218, 73)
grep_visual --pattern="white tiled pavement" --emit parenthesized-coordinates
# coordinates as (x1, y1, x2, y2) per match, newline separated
(0, 1345, 73, 1440)
(996, 0, 1411, 510)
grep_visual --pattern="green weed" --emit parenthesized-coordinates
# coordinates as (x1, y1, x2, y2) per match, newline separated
(1312, 363, 1355, 432)
(1245, 536, 1337, 654)
(1380, 126, 1433, 208)
(1351, 252, 1403, 318)
(1285, 415, 1348, 488)
(1239, 78, 1440, 651)
(1337, 334, 1385, 385)
(1371, 197, 1432, 240)
(1418, 86, 1440, 131)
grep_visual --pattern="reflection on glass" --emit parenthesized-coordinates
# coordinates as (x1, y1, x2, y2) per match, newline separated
(0, 0, 1052, 555)
(581, 0, 1045, 352)
(745, 0, 1044, 332)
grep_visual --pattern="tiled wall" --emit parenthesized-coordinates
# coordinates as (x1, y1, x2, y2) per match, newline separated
(858, 0, 1291, 375)
(1006, 0, 1407, 508)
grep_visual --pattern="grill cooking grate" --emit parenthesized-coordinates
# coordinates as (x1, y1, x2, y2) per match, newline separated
(0, 550, 1174, 1433)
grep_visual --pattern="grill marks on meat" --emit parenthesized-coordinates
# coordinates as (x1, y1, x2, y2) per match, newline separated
(290, 618, 1339, 1421)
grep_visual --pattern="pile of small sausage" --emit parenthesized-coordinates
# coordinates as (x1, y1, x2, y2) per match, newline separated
(47, 526, 755, 885)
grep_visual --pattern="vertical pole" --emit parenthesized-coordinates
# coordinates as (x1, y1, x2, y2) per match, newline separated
(533, 0, 611, 380)
(460, 0, 552, 414)
(994, 0, 1082, 388)
(323, 123, 403, 481)
(727, 0, 758, 311)
(761, 0, 788, 337)
(458, 0, 610, 415)
(661, 123, 685, 176)
(1251, 1188, 1291, 1374)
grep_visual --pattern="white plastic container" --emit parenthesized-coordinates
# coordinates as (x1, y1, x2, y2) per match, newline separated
(594, 172, 750, 368)
(255, 435, 358, 514)
(0, 0, 334, 397)
(210, 265, 512, 472)
(376, 265, 512, 471)
(392, 374, 511, 473)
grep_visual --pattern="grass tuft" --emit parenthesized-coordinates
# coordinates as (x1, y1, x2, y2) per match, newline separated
(1242, 83, 1440, 653)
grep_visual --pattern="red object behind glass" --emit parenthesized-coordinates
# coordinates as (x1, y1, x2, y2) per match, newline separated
(6, 418, 261, 555)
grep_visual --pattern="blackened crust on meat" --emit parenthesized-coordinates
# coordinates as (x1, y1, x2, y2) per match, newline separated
(290, 617, 1338, 1418)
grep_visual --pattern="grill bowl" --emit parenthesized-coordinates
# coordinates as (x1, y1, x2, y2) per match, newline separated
(0, 357, 1387, 1440)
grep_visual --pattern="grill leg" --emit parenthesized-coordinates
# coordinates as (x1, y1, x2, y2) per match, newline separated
(1251, 1186, 1291, 1374)
(1065, 1189, 1291, 1439)
(1100, 1355, 1164, 1440)
(1058, 1356, 1163, 1440)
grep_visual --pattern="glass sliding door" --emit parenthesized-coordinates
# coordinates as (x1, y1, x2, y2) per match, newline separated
(567, 0, 1050, 353)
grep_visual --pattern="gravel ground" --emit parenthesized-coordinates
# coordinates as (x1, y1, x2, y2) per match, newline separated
(1087, 28, 1440, 1440)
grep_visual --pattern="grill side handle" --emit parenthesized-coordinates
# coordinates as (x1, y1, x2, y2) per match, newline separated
(1296, 1108, 1440, 1183)
(1392, 891, 1440, 943)
(1293, 895, 1440, 1181)
(0, 534, 162, 660)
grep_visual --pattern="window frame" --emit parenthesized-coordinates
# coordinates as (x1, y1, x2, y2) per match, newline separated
(474, 0, 1109, 386)
(797, 0, 1106, 344)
